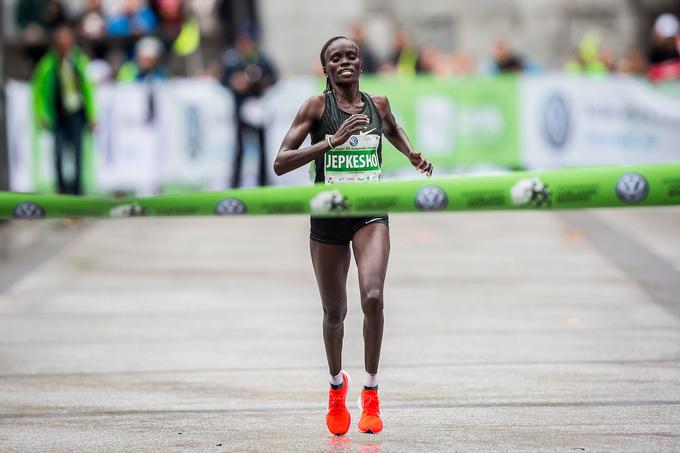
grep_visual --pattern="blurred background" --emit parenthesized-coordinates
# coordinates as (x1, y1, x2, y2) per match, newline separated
(1, 0, 680, 196)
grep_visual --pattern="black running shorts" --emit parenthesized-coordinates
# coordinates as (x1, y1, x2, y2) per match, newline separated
(310, 215, 389, 246)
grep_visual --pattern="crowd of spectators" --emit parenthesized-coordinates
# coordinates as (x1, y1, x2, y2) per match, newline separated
(15, 0, 185, 43)
(10, 0, 248, 81)
(338, 15, 680, 82)
(10, 1, 680, 83)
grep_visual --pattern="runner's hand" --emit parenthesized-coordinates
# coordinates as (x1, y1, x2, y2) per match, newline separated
(331, 114, 369, 147)
(409, 151, 433, 177)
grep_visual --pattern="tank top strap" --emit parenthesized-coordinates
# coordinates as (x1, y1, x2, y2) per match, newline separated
(325, 90, 344, 132)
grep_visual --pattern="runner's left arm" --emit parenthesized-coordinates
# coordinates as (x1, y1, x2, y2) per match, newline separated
(372, 95, 433, 177)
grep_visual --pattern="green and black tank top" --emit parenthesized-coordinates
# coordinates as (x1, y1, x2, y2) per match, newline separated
(310, 90, 383, 184)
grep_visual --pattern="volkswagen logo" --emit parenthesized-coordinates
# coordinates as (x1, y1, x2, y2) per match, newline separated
(415, 185, 448, 211)
(12, 201, 45, 219)
(215, 198, 247, 215)
(542, 93, 570, 150)
(616, 173, 649, 204)
(349, 136, 359, 147)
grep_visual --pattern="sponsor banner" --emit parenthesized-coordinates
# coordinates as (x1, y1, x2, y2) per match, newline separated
(263, 77, 318, 187)
(2, 163, 679, 219)
(6, 79, 235, 196)
(358, 76, 521, 173)
(8, 76, 680, 195)
(521, 75, 680, 169)
(156, 79, 235, 192)
(97, 83, 158, 196)
(5, 81, 32, 192)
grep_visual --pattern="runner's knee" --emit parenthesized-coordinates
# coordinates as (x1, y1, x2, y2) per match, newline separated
(361, 288, 383, 316)
(323, 305, 347, 327)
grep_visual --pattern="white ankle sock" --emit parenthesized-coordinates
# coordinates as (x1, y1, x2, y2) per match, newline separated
(329, 371, 343, 386)
(364, 372, 378, 388)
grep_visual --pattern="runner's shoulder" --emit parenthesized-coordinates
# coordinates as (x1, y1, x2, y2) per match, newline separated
(368, 93, 390, 117)
(299, 94, 326, 122)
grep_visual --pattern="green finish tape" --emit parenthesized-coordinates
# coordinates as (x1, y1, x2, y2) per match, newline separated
(2, 164, 680, 219)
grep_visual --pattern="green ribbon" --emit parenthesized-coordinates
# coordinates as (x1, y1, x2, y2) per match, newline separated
(2, 164, 679, 219)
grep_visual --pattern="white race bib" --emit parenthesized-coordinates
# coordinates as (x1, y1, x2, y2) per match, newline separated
(324, 133, 381, 184)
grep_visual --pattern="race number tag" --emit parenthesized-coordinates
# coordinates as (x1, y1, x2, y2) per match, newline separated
(324, 133, 381, 184)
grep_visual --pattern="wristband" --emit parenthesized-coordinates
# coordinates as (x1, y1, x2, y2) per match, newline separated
(326, 136, 335, 150)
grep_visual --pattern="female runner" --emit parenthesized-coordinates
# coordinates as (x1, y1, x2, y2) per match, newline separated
(274, 36, 433, 435)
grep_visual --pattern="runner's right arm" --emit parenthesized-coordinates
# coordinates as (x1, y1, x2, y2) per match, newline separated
(274, 96, 369, 176)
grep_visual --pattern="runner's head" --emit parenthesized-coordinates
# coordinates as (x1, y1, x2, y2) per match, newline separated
(54, 24, 76, 57)
(320, 37, 361, 92)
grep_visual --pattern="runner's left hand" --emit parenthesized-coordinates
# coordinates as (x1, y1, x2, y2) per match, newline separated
(409, 151, 433, 177)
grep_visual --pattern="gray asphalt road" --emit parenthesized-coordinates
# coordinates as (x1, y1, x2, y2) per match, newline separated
(0, 209, 679, 452)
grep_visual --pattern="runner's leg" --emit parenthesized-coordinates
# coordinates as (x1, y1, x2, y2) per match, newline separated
(352, 223, 390, 375)
(310, 240, 351, 375)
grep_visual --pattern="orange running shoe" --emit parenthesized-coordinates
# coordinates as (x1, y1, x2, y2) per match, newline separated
(358, 388, 383, 433)
(326, 371, 351, 436)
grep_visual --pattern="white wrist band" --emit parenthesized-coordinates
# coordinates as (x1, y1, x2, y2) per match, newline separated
(326, 136, 335, 150)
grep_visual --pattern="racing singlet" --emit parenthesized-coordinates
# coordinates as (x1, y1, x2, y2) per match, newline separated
(310, 91, 383, 184)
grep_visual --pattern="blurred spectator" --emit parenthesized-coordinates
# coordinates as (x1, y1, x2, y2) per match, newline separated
(216, 0, 258, 37)
(488, 39, 524, 74)
(449, 51, 476, 76)
(349, 23, 378, 74)
(117, 36, 169, 81)
(599, 46, 616, 72)
(87, 44, 114, 84)
(15, 0, 51, 31)
(647, 13, 680, 82)
(107, 0, 159, 37)
(77, 0, 107, 41)
(15, 0, 67, 42)
(220, 27, 277, 187)
(152, 0, 184, 35)
(117, 37, 168, 125)
(189, 0, 220, 35)
(32, 24, 96, 195)
(565, 31, 610, 75)
(413, 43, 438, 74)
(648, 13, 680, 64)
(616, 47, 648, 76)
(43, 1, 69, 31)
(383, 28, 423, 75)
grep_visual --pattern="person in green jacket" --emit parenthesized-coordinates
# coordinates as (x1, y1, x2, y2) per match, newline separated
(32, 24, 96, 195)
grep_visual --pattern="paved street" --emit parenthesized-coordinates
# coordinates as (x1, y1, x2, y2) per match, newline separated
(0, 209, 679, 451)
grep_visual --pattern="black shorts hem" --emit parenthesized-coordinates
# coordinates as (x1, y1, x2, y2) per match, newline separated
(309, 232, 350, 246)
(310, 215, 388, 246)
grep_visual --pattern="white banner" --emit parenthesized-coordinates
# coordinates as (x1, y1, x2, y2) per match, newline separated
(6, 81, 33, 192)
(97, 83, 159, 196)
(521, 75, 680, 169)
(263, 76, 317, 186)
(6, 79, 236, 195)
(156, 79, 235, 192)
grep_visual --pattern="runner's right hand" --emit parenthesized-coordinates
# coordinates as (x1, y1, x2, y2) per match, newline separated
(331, 114, 369, 147)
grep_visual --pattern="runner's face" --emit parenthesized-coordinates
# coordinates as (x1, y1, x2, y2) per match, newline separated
(325, 39, 361, 86)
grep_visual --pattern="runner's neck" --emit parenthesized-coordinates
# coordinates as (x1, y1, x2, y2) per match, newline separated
(333, 85, 363, 112)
